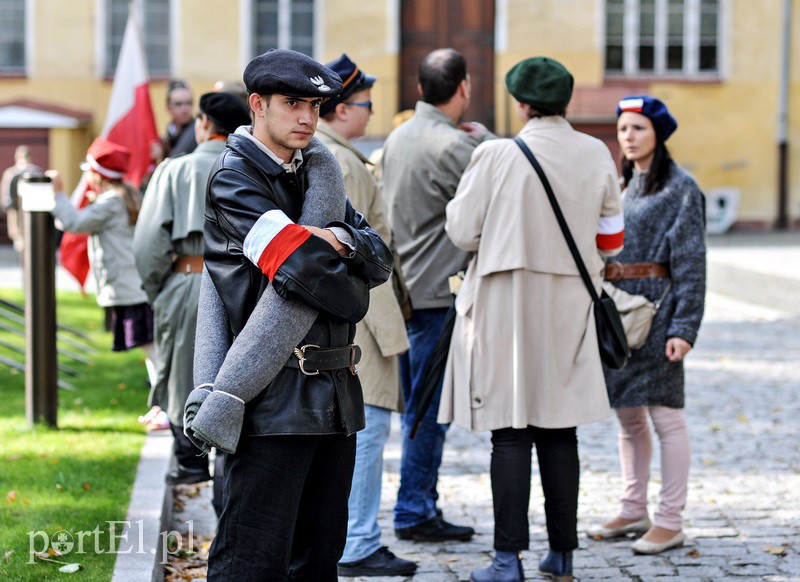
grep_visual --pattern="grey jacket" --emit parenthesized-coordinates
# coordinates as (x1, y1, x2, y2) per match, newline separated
(604, 163, 706, 409)
(53, 190, 147, 307)
(381, 101, 493, 309)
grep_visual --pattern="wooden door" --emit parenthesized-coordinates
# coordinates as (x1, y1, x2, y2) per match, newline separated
(400, 0, 495, 129)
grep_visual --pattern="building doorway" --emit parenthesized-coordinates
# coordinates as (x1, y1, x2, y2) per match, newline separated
(399, 0, 495, 130)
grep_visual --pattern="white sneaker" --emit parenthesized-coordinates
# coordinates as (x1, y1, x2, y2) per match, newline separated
(585, 517, 651, 539)
(631, 530, 686, 554)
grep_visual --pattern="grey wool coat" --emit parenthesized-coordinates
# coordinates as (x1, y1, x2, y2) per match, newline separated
(604, 163, 707, 409)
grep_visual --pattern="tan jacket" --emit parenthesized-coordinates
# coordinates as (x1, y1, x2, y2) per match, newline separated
(438, 117, 623, 431)
(317, 122, 409, 412)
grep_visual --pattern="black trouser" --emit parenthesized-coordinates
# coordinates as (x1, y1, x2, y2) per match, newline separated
(170, 423, 209, 472)
(490, 426, 579, 552)
(208, 433, 356, 582)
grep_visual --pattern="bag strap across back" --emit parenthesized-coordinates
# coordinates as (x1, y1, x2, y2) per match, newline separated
(513, 136, 601, 303)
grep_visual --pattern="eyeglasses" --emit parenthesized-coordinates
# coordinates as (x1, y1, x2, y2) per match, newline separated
(170, 100, 193, 108)
(344, 101, 373, 112)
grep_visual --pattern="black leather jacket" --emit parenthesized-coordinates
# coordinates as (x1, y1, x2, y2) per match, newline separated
(204, 133, 393, 436)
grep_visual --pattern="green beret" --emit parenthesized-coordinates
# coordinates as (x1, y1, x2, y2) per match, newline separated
(505, 57, 574, 113)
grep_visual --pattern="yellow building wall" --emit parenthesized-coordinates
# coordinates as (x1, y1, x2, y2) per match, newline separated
(321, 0, 398, 137)
(651, 0, 800, 222)
(176, 0, 242, 83)
(499, 0, 800, 224)
(499, 0, 603, 136)
(1, 0, 797, 222)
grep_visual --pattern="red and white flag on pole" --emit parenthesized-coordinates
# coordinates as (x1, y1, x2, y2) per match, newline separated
(60, 0, 159, 288)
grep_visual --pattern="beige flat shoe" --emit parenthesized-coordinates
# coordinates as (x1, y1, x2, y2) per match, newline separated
(585, 517, 651, 539)
(631, 530, 686, 554)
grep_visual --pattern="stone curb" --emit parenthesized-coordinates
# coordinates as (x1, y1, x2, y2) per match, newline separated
(110, 430, 172, 582)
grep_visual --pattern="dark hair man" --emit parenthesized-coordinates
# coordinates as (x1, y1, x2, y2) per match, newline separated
(381, 47, 495, 542)
(182, 49, 393, 580)
(161, 79, 197, 158)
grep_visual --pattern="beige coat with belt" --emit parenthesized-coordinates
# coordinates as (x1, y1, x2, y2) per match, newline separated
(438, 117, 623, 431)
(317, 122, 410, 412)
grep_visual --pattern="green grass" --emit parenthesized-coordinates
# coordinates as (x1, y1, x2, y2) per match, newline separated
(0, 289, 149, 581)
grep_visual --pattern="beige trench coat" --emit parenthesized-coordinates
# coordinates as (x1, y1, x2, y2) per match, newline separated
(438, 117, 623, 431)
(317, 122, 409, 412)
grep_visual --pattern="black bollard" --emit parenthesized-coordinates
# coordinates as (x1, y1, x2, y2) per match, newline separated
(19, 174, 58, 428)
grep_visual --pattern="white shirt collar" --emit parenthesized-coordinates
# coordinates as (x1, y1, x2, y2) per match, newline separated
(235, 126, 304, 173)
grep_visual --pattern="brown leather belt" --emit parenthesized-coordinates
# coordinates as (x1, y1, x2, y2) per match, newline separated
(604, 262, 670, 282)
(173, 256, 204, 274)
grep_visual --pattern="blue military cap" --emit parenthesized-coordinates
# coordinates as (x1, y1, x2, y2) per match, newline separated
(617, 94, 678, 142)
(319, 54, 377, 117)
(243, 49, 343, 99)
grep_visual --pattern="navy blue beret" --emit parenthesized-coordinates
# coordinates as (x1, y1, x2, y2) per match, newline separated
(319, 54, 377, 117)
(244, 49, 343, 99)
(617, 94, 678, 141)
(199, 91, 251, 134)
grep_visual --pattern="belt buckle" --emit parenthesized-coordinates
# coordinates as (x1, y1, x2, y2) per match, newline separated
(184, 261, 192, 274)
(349, 344, 359, 376)
(607, 261, 624, 283)
(294, 344, 320, 376)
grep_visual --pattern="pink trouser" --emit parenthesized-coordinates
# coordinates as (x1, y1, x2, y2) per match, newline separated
(615, 406, 690, 531)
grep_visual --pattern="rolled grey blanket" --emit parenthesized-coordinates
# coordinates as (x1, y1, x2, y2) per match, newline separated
(185, 137, 345, 453)
(183, 386, 212, 452)
(190, 390, 245, 454)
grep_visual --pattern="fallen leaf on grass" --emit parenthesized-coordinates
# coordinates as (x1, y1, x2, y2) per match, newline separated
(686, 549, 702, 558)
(50, 458, 59, 464)
(6, 491, 16, 503)
(763, 545, 788, 556)
(4, 550, 13, 564)
(22, 498, 30, 505)
(59, 563, 82, 573)
(55, 484, 63, 492)
(118, 383, 127, 391)
(82, 482, 91, 491)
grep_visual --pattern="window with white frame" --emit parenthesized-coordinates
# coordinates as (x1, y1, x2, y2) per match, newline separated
(605, 0, 721, 77)
(105, 0, 171, 77)
(253, 0, 315, 57)
(0, 0, 26, 74)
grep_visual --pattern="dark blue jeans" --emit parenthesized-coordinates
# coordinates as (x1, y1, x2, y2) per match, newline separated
(394, 307, 450, 529)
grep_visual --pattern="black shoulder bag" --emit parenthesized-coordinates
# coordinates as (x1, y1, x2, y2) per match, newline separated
(514, 137, 630, 369)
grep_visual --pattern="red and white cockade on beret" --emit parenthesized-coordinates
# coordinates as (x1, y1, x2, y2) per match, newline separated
(81, 137, 131, 180)
(617, 97, 644, 113)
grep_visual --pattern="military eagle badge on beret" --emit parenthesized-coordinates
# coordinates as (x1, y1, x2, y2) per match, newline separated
(310, 76, 331, 92)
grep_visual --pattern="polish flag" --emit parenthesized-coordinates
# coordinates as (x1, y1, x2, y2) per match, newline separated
(59, 2, 159, 288)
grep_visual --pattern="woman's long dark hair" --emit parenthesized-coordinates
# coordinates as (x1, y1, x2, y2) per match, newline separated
(621, 140, 673, 195)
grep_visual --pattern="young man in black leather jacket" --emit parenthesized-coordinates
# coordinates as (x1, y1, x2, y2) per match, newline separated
(184, 50, 393, 581)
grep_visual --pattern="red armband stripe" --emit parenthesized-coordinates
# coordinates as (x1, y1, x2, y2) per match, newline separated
(257, 224, 312, 280)
(596, 230, 624, 250)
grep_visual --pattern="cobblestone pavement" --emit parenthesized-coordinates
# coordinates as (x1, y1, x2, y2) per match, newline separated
(172, 290, 800, 581)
